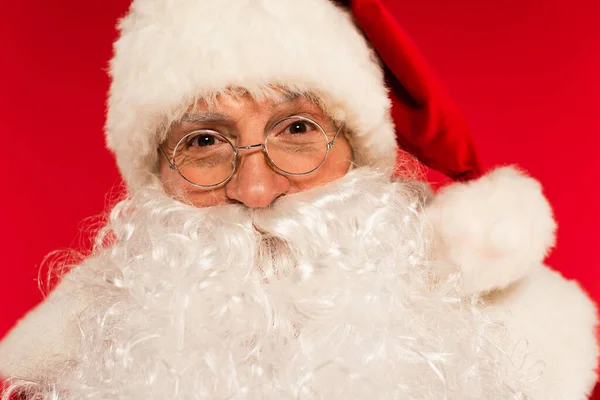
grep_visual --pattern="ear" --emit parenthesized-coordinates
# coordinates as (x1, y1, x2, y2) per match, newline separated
(425, 166, 556, 295)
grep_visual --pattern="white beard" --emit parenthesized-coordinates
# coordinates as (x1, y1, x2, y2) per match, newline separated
(8, 169, 535, 399)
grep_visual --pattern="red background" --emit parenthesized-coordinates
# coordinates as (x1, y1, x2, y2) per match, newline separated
(1, 0, 598, 395)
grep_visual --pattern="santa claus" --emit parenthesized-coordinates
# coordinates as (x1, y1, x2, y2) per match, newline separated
(0, 0, 598, 399)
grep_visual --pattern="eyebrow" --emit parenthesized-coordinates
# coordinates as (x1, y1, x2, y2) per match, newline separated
(271, 92, 301, 106)
(179, 112, 233, 124)
(178, 93, 307, 125)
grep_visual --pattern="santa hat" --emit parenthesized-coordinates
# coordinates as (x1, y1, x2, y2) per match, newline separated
(106, 0, 482, 190)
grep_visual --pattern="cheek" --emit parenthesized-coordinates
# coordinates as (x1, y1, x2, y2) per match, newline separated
(159, 158, 178, 193)
(327, 135, 353, 174)
(287, 135, 353, 191)
(159, 159, 227, 207)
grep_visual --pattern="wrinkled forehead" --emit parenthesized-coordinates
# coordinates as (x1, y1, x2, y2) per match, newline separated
(170, 87, 332, 127)
(187, 87, 324, 114)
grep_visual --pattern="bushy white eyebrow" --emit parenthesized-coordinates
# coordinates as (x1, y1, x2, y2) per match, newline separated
(179, 112, 232, 124)
(179, 93, 304, 124)
(271, 92, 300, 106)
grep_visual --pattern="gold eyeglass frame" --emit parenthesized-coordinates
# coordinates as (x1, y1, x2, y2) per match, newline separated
(158, 115, 344, 189)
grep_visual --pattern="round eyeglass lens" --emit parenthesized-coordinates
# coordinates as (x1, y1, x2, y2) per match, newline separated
(265, 117, 330, 175)
(172, 130, 236, 187)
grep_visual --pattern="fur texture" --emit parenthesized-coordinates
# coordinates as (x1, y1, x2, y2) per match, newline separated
(425, 166, 557, 296)
(423, 166, 598, 398)
(107, 0, 397, 190)
(483, 266, 599, 399)
(2, 169, 540, 399)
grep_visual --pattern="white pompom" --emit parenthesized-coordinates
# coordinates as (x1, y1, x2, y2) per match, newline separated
(426, 166, 557, 295)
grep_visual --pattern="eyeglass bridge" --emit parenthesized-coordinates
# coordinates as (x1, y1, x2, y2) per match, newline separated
(236, 143, 264, 151)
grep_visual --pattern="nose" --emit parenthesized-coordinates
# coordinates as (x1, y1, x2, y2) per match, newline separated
(224, 147, 289, 208)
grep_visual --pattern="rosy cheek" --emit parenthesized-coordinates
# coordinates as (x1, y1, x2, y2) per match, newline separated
(324, 140, 353, 175)
(187, 191, 227, 207)
(282, 140, 351, 193)
(159, 163, 221, 207)
(177, 183, 229, 207)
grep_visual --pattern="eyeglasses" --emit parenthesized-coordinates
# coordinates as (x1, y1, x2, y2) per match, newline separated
(159, 115, 344, 188)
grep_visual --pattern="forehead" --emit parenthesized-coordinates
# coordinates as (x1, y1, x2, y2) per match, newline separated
(180, 90, 325, 123)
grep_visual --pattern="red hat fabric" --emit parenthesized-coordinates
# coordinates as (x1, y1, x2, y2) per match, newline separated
(350, 0, 483, 181)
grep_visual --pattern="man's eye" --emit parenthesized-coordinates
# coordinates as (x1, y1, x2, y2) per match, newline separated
(187, 133, 222, 147)
(288, 122, 308, 134)
(284, 121, 318, 135)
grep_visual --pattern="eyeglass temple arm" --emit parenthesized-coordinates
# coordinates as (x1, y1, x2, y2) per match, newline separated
(327, 123, 345, 150)
(158, 146, 177, 170)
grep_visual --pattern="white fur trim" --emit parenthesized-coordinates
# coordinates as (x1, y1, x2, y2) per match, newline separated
(106, 0, 397, 190)
(425, 166, 557, 295)
(484, 265, 599, 399)
(0, 269, 86, 379)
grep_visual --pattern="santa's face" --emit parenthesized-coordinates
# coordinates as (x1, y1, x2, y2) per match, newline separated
(158, 93, 353, 208)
